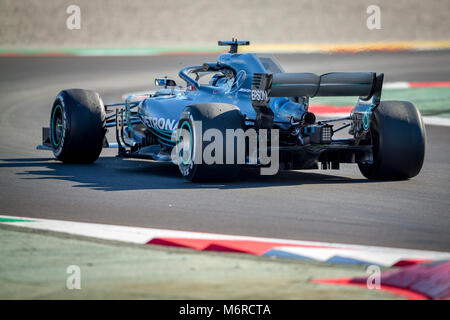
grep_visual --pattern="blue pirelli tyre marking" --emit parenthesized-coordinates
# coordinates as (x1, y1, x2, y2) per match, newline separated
(50, 104, 63, 148)
(178, 120, 193, 165)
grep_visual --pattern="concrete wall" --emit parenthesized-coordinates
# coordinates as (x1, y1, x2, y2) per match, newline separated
(1, 0, 449, 48)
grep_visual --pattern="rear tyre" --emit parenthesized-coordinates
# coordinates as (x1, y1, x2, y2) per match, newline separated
(50, 89, 106, 163)
(358, 100, 426, 180)
(176, 103, 245, 182)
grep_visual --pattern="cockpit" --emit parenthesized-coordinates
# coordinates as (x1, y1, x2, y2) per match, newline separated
(180, 54, 285, 92)
(152, 52, 286, 98)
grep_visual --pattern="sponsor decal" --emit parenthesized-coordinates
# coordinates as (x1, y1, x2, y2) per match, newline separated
(251, 89, 269, 102)
(145, 116, 177, 131)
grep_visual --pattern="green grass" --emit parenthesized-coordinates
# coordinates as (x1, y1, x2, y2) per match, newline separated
(0, 225, 401, 299)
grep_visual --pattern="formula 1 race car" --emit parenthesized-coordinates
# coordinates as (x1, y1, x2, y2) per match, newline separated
(37, 40, 426, 181)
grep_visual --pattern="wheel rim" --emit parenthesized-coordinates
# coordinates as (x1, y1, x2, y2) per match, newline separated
(51, 105, 63, 148)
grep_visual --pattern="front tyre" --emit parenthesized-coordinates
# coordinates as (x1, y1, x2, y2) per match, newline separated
(358, 101, 426, 180)
(50, 89, 106, 163)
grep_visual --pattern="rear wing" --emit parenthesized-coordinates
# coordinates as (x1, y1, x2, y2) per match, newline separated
(252, 72, 383, 100)
(251, 72, 384, 128)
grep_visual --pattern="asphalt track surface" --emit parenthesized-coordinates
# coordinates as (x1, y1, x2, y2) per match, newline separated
(0, 51, 449, 252)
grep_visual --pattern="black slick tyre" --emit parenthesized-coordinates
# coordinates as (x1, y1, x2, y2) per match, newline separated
(358, 101, 426, 180)
(50, 89, 106, 164)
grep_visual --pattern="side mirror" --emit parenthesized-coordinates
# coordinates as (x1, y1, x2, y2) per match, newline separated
(155, 78, 177, 88)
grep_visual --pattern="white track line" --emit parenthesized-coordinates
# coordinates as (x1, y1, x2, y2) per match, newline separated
(1, 215, 449, 267)
(422, 116, 450, 127)
(383, 82, 411, 89)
